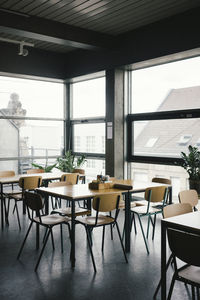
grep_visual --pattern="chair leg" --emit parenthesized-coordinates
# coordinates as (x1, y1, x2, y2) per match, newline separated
(115, 222, 128, 263)
(15, 201, 21, 230)
(35, 229, 51, 272)
(152, 214, 157, 240)
(137, 215, 149, 254)
(191, 286, 195, 300)
(85, 227, 96, 272)
(131, 213, 137, 234)
(196, 287, 200, 299)
(43, 227, 48, 243)
(50, 228, 55, 250)
(153, 253, 174, 299)
(17, 222, 33, 259)
(60, 224, 63, 253)
(102, 225, 105, 252)
(3, 198, 9, 226)
(167, 274, 176, 300)
(146, 215, 151, 239)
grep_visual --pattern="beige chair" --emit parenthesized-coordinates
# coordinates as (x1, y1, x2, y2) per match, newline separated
(134, 177, 171, 207)
(130, 186, 168, 254)
(76, 193, 128, 272)
(178, 189, 199, 211)
(61, 173, 79, 184)
(17, 191, 70, 271)
(153, 203, 193, 298)
(49, 181, 91, 217)
(7, 176, 42, 229)
(27, 169, 45, 174)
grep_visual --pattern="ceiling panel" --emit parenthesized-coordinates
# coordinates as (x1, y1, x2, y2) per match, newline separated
(0, 0, 199, 54)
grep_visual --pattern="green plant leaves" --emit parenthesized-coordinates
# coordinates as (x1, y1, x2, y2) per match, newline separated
(56, 150, 86, 172)
(180, 145, 200, 180)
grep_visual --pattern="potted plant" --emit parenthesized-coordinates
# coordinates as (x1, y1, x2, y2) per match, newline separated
(31, 162, 57, 173)
(56, 150, 86, 173)
(180, 145, 200, 194)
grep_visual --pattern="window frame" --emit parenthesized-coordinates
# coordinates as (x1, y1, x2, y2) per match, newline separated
(127, 108, 200, 165)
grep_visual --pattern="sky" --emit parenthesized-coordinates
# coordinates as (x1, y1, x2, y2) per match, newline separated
(131, 56, 200, 113)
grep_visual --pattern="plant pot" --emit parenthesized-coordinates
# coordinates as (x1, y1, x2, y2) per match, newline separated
(189, 179, 200, 195)
(73, 168, 85, 175)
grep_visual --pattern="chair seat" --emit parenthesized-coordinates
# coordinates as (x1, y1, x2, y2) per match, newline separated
(76, 214, 114, 226)
(34, 214, 70, 225)
(131, 205, 161, 214)
(134, 199, 164, 207)
(52, 207, 91, 217)
(7, 192, 23, 200)
(178, 265, 200, 284)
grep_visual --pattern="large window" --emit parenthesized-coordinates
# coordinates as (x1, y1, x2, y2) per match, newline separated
(0, 75, 64, 173)
(128, 53, 200, 200)
(70, 75, 106, 180)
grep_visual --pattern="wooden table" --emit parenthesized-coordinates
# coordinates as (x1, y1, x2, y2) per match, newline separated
(161, 211, 200, 299)
(37, 179, 171, 268)
(0, 172, 67, 229)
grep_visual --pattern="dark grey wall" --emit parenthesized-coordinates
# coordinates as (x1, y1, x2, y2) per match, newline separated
(0, 7, 199, 79)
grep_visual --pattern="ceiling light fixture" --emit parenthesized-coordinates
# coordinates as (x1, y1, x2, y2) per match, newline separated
(0, 37, 34, 56)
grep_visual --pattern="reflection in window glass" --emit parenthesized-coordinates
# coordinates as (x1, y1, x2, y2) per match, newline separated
(0, 76, 64, 118)
(133, 118, 200, 158)
(132, 56, 200, 113)
(72, 77, 105, 118)
(73, 123, 105, 154)
(85, 159, 105, 182)
(131, 162, 188, 202)
(19, 120, 64, 157)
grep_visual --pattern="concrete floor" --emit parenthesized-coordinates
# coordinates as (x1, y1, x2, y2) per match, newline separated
(0, 201, 194, 300)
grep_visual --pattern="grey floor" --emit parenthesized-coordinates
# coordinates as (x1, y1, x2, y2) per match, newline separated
(0, 201, 194, 300)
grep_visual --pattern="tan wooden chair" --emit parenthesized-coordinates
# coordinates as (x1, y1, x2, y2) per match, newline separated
(178, 189, 199, 211)
(7, 176, 42, 229)
(49, 181, 91, 217)
(153, 203, 193, 299)
(27, 169, 45, 174)
(130, 186, 168, 254)
(76, 193, 128, 272)
(61, 173, 79, 184)
(17, 191, 71, 271)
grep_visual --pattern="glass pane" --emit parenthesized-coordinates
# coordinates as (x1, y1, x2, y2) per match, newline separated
(0, 76, 64, 118)
(72, 77, 105, 118)
(85, 159, 105, 183)
(131, 162, 188, 202)
(0, 119, 64, 158)
(133, 118, 200, 158)
(19, 158, 57, 174)
(0, 160, 18, 174)
(131, 56, 200, 113)
(73, 123, 105, 154)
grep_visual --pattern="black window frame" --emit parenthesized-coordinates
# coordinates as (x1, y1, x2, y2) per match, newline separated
(127, 108, 200, 166)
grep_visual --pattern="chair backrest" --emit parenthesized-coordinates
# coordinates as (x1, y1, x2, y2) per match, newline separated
(178, 189, 198, 208)
(25, 191, 44, 211)
(152, 177, 171, 185)
(48, 181, 72, 188)
(61, 173, 79, 184)
(93, 193, 121, 212)
(163, 203, 193, 219)
(0, 170, 15, 177)
(167, 228, 200, 267)
(19, 176, 42, 190)
(27, 169, 45, 174)
(145, 186, 167, 203)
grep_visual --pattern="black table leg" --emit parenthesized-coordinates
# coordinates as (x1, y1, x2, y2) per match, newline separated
(125, 191, 131, 252)
(161, 220, 167, 300)
(1, 184, 4, 229)
(71, 200, 76, 268)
